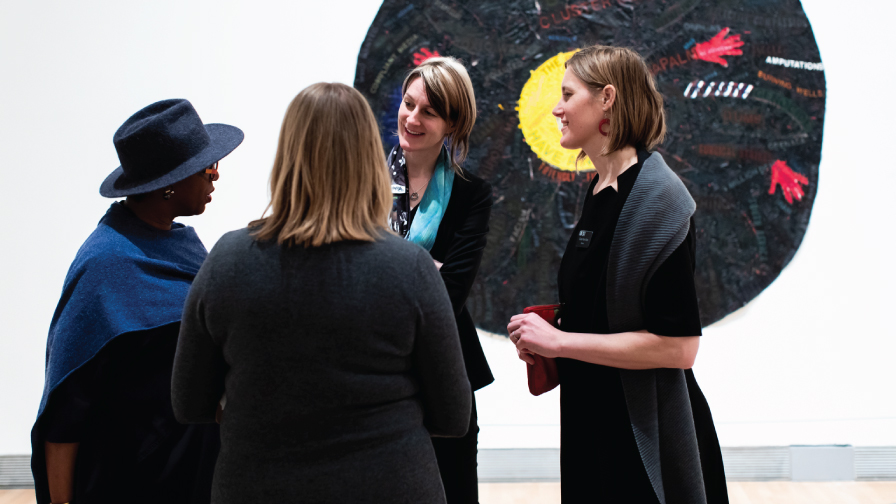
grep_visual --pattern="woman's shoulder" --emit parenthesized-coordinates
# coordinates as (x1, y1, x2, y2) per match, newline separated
(451, 168, 492, 204)
(618, 152, 695, 247)
(216, 227, 255, 246)
(200, 228, 269, 273)
(64, 226, 131, 287)
(637, 152, 692, 201)
(211, 228, 420, 258)
(364, 232, 438, 275)
(71, 213, 169, 271)
(375, 231, 430, 261)
(205, 227, 253, 255)
(454, 168, 490, 190)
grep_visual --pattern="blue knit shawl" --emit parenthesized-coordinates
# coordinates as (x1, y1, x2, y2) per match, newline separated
(36, 202, 207, 418)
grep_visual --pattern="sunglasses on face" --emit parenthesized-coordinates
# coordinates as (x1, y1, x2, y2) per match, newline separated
(204, 162, 219, 182)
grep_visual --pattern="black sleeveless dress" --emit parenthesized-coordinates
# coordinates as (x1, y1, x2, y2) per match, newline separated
(556, 151, 726, 503)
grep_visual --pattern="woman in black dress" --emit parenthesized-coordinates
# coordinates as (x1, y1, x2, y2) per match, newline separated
(507, 46, 728, 503)
(388, 56, 493, 503)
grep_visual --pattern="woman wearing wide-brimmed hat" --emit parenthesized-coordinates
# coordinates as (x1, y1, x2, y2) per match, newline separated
(31, 99, 243, 504)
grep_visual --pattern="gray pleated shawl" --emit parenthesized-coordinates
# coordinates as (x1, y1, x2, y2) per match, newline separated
(607, 152, 707, 504)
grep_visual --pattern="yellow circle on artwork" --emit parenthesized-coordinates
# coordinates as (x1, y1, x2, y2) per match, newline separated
(517, 51, 594, 172)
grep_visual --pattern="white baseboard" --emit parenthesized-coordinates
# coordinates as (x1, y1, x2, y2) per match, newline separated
(2, 445, 894, 488)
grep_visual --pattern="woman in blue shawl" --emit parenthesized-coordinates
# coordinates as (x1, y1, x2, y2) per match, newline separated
(31, 99, 243, 504)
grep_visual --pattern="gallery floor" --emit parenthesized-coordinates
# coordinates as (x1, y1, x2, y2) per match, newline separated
(3, 482, 896, 503)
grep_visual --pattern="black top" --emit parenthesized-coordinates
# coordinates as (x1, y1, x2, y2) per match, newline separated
(38, 323, 219, 504)
(555, 151, 720, 503)
(557, 150, 702, 337)
(407, 170, 495, 391)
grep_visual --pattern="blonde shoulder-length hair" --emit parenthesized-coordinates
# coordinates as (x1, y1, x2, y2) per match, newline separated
(401, 56, 477, 174)
(250, 82, 392, 247)
(566, 45, 666, 159)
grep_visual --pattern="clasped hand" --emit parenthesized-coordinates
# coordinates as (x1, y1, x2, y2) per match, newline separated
(507, 313, 562, 364)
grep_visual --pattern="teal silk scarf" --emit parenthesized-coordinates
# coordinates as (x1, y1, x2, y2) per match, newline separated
(389, 145, 455, 252)
(408, 147, 454, 251)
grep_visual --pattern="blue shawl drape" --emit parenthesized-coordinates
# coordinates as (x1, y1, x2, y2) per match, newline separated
(35, 202, 207, 418)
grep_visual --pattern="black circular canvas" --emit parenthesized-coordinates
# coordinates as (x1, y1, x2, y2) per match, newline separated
(355, 0, 825, 332)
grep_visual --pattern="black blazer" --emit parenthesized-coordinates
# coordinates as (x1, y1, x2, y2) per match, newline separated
(425, 170, 494, 391)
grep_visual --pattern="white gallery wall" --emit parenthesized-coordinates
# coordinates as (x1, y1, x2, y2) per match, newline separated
(1, 0, 893, 455)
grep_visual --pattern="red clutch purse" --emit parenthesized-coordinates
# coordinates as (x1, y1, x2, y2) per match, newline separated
(522, 304, 560, 396)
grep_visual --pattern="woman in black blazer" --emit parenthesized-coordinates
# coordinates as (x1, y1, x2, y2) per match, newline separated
(388, 56, 493, 503)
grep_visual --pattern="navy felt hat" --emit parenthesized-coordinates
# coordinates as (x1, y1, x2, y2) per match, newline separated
(100, 99, 244, 197)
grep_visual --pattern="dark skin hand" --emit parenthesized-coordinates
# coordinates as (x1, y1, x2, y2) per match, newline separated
(45, 441, 78, 504)
(45, 165, 218, 502)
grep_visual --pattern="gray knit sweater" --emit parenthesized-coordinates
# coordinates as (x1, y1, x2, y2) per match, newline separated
(172, 229, 471, 504)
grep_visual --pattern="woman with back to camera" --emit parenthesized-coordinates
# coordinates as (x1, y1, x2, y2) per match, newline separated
(171, 82, 472, 503)
(32, 99, 243, 504)
(388, 56, 493, 503)
(507, 46, 729, 503)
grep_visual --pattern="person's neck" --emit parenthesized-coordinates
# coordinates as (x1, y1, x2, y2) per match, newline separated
(122, 198, 175, 231)
(403, 144, 442, 179)
(583, 142, 638, 193)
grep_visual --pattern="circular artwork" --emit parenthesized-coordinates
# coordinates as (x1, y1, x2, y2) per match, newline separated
(518, 50, 596, 172)
(355, 0, 825, 332)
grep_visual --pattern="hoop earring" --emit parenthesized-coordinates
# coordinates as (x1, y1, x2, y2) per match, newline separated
(598, 118, 610, 136)
(163, 188, 175, 200)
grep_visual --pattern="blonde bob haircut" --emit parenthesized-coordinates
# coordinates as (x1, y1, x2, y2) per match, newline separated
(250, 82, 392, 247)
(565, 45, 666, 160)
(401, 56, 477, 175)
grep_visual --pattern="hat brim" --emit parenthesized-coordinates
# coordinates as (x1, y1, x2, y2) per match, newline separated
(99, 123, 245, 198)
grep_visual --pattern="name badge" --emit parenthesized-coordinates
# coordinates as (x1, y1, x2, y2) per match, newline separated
(391, 184, 406, 194)
(576, 230, 593, 248)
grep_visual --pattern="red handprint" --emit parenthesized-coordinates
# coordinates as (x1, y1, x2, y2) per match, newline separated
(692, 28, 744, 67)
(413, 48, 441, 65)
(768, 160, 808, 204)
